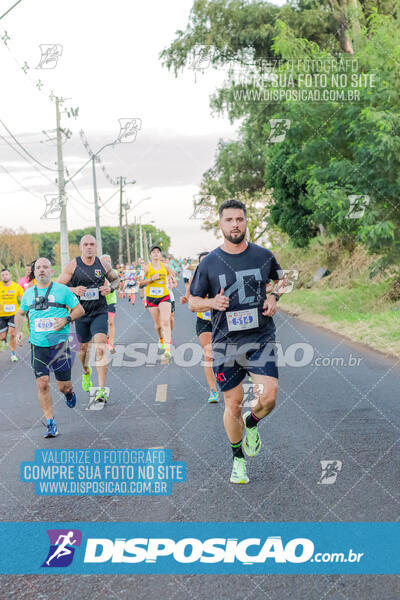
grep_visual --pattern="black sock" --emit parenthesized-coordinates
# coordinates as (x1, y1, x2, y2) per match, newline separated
(65, 391, 73, 401)
(231, 440, 244, 459)
(245, 412, 260, 429)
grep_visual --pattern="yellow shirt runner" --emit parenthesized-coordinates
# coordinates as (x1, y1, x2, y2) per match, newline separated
(145, 262, 169, 298)
(0, 281, 24, 317)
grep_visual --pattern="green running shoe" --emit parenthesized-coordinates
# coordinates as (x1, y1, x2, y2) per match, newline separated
(208, 390, 219, 404)
(230, 457, 249, 484)
(95, 387, 108, 403)
(242, 410, 262, 457)
(82, 367, 93, 392)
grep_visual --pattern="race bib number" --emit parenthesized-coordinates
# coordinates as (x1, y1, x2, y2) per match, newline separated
(3, 304, 15, 313)
(149, 287, 163, 297)
(82, 288, 99, 301)
(226, 308, 259, 332)
(34, 317, 57, 332)
(201, 311, 211, 321)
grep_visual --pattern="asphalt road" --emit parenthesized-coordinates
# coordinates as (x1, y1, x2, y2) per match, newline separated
(0, 281, 399, 599)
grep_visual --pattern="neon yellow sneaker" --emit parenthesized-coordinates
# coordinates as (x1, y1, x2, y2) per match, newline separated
(243, 411, 262, 457)
(95, 387, 108, 403)
(230, 457, 249, 484)
(163, 348, 171, 359)
(82, 367, 93, 392)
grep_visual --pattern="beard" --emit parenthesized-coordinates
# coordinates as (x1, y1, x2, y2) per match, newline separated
(223, 230, 246, 245)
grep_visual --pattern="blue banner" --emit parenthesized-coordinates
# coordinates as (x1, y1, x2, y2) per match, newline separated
(0, 522, 398, 574)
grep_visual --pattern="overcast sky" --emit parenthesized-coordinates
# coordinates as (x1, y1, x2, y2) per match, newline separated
(0, 0, 284, 257)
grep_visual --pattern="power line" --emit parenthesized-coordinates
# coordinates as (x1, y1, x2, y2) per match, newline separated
(0, 119, 58, 171)
(0, 132, 56, 186)
(68, 178, 93, 205)
(0, 0, 24, 21)
(0, 163, 43, 199)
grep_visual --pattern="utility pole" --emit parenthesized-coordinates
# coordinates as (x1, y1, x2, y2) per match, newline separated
(91, 155, 103, 255)
(118, 176, 125, 264)
(134, 216, 137, 263)
(139, 215, 143, 260)
(144, 232, 149, 262)
(56, 97, 69, 268)
(124, 201, 131, 265)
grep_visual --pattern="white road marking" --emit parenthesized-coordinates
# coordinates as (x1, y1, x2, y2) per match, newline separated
(155, 384, 167, 403)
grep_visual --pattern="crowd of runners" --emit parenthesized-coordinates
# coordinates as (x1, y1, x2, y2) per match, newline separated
(1, 199, 287, 484)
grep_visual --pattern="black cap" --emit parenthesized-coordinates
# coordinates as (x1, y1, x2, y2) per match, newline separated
(150, 244, 162, 253)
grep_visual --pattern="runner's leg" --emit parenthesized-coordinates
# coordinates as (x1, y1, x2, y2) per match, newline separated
(8, 324, 16, 352)
(92, 332, 108, 388)
(247, 373, 277, 419)
(36, 375, 53, 420)
(79, 342, 91, 374)
(198, 331, 217, 392)
(108, 312, 115, 347)
(158, 301, 172, 348)
(222, 382, 245, 443)
(148, 306, 162, 340)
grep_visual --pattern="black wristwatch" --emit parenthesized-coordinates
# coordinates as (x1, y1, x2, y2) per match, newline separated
(270, 292, 280, 302)
(66, 315, 72, 324)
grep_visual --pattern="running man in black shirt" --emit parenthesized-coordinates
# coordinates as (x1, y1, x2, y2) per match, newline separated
(58, 235, 120, 403)
(189, 199, 284, 484)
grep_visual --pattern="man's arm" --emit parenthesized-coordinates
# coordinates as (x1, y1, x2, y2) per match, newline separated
(180, 276, 193, 304)
(167, 266, 177, 289)
(100, 258, 120, 294)
(189, 290, 229, 313)
(263, 277, 285, 317)
(15, 309, 27, 346)
(57, 259, 86, 297)
(53, 303, 85, 331)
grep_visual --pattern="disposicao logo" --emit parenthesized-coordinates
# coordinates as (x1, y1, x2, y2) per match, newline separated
(83, 536, 315, 564)
(42, 529, 82, 567)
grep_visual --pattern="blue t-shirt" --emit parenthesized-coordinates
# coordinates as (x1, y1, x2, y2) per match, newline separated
(190, 243, 282, 349)
(20, 282, 79, 347)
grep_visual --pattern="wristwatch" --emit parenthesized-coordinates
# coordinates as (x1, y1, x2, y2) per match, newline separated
(270, 292, 280, 302)
(66, 315, 72, 324)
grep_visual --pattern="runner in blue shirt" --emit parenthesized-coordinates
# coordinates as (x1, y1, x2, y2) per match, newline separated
(189, 199, 285, 484)
(15, 257, 84, 438)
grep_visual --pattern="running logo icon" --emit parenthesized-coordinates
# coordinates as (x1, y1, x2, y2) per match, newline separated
(318, 460, 342, 485)
(42, 529, 82, 567)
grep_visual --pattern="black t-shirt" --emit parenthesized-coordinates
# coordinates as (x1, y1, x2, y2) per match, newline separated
(190, 243, 281, 348)
(70, 256, 108, 317)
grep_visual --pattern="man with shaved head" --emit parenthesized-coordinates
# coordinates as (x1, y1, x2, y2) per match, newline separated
(58, 235, 119, 404)
(15, 258, 85, 438)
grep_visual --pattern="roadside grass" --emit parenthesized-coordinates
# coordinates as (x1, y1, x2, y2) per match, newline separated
(279, 279, 400, 356)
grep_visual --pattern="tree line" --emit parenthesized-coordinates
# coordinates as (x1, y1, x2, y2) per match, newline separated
(162, 0, 400, 270)
(0, 224, 170, 274)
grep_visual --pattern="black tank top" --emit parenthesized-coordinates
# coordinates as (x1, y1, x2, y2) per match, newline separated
(70, 256, 107, 316)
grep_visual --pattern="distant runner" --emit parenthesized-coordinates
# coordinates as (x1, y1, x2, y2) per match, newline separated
(18, 264, 33, 291)
(0, 268, 24, 362)
(139, 244, 177, 358)
(102, 255, 117, 354)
